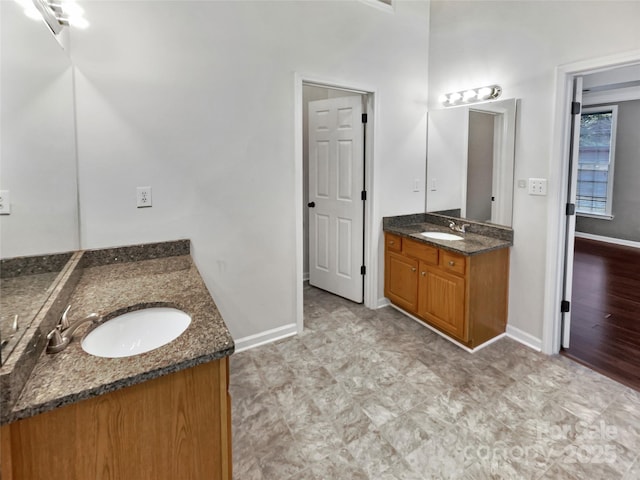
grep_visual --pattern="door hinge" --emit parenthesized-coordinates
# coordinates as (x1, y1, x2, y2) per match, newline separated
(361, 190, 367, 201)
(362, 113, 368, 124)
(561, 300, 571, 313)
(360, 265, 366, 275)
(566, 203, 575, 216)
(571, 101, 581, 115)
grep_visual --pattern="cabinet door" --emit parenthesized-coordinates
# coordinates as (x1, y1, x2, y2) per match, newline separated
(385, 251, 419, 313)
(418, 264, 466, 341)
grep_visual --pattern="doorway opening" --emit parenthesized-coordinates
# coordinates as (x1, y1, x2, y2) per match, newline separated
(294, 76, 376, 336)
(544, 52, 640, 389)
(561, 65, 640, 390)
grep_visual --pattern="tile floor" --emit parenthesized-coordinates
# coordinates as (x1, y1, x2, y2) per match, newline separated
(230, 285, 640, 479)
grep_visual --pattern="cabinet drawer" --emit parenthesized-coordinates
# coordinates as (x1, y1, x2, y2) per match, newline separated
(385, 233, 402, 252)
(440, 251, 466, 276)
(403, 239, 438, 265)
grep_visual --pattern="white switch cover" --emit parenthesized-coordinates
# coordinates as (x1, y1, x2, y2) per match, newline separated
(430, 178, 437, 191)
(528, 178, 548, 196)
(413, 179, 421, 192)
(136, 186, 152, 208)
(0, 190, 10, 214)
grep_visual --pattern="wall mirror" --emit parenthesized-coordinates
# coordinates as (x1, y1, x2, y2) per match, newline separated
(0, 1, 79, 363)
(426, 98, 518, 227)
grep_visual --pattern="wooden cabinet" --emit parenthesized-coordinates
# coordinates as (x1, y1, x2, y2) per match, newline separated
(385, 251, 419, 313)
(384, 233, 509, 349)
(418, 263, 466, 340)
(1, 357, 232, 480)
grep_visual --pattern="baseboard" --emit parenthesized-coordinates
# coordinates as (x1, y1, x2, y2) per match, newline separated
(506, 325, 542, 352)
(303, 272, 310, 282)
(575, 232, 640, 250)
(233, 323, 298, 353)
(376, 297, 390, 309)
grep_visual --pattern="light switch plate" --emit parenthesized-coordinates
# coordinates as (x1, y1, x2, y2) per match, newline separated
(528, 178, 548, 196)
(136, 186, 152, 208)
(0, 190, 11, 214)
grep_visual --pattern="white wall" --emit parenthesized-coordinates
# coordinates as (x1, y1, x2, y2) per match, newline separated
(71, 0, 429, 341)
(428, 0, 640, 343)
(0, 1, 79, 258)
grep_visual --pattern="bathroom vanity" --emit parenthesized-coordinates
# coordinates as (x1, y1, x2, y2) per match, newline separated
(0, 241, 234, 480)
(383, 214, 512, 349)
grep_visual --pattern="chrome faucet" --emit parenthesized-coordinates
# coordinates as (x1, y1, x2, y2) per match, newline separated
(47, 305, 100, 354)
(449, 221, 470, 234)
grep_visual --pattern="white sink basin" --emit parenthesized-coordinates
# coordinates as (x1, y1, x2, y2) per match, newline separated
(420, 231, 464, 241)
(81, 307, 191, 358)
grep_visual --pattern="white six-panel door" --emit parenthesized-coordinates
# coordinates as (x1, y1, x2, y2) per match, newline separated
(308, 96, 364, 303)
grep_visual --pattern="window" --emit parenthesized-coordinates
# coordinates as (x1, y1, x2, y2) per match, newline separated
(576, 105, 618, 218)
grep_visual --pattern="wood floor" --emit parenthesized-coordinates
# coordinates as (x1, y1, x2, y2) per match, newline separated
(562, 237, 640, 391)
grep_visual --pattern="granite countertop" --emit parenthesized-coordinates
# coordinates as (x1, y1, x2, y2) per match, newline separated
(383, 213, 513, 255)
(2, 243, 234, 425)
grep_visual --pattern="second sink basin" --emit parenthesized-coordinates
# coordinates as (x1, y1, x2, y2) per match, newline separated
(420, 231, 464, 241)
(81, 307, 191, 358)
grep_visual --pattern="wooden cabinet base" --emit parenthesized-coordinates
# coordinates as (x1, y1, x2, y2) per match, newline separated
(384, 233, 509, 349)
(1, 357, 231, 480)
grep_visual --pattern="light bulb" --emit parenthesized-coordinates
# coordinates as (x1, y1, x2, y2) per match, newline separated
(463, 90, 477, 101)
(449, 92, 462, 103)
(477, 87, 492, 99)
(68, 15, 89, 28)
(61, 1, 84, 16)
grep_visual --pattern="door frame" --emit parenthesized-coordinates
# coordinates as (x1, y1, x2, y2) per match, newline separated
(294, 72, 377, 334)
(541, 49, 640, 355)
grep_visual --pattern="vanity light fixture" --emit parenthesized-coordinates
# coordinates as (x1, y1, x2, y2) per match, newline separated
(441, 84, 502, 107)
(15, 0, 89, 33)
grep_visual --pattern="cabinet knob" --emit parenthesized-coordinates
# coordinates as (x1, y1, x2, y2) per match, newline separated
(421, 271, 426, 276)
(389, 240, 394, 245)
(411, 267, 417, 272)
(449, 260, 455, 266)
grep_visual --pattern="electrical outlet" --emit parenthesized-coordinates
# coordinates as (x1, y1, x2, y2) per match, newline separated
(0, 190, 11, 215)
(136, 186, 152, 208)
(528, 178, 548, 196)
(517, 179, 527, 189)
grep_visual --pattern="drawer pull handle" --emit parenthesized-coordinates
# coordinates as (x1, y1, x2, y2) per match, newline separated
(389, 241, 395, 245)
(449, 261, 455, 266)
(411, 267, 417, 272)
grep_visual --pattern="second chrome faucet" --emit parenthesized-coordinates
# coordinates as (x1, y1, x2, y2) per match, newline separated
(47, 305, 100, 354)
(449, 221, 470, 234)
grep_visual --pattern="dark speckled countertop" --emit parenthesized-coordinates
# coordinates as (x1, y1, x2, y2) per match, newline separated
(1, 241, 234, 425)
(383, 213, 513, 255)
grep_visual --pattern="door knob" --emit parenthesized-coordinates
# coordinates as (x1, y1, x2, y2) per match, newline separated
(308, 202, 315, 208)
